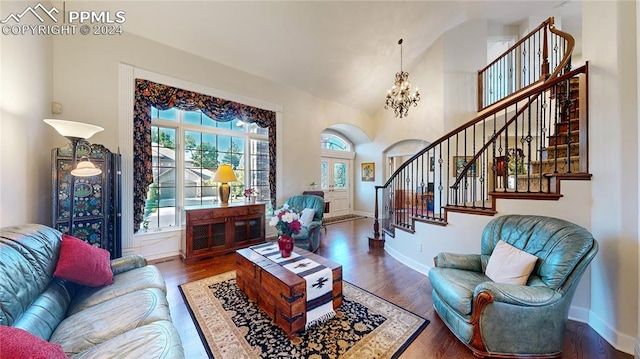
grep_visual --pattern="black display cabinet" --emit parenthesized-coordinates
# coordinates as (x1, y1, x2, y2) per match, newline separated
(51, 140, 122, 258)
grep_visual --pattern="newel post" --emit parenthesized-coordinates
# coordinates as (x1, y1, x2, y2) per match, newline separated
(368, 185, 385, 248)
(541, 18, 551, 80)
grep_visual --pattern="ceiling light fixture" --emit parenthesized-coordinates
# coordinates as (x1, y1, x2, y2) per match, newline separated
(385, 39, 420, 118)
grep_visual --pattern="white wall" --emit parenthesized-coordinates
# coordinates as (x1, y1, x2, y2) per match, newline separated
(443, 19, 487, 129)
(0, 2, 56, 227)
(582, 1, 639, 353)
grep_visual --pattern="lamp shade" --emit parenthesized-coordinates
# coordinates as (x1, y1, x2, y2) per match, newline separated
(44, 119, 104, 139)
(70, 158, 102, 177)
(212, 164, 238, 183)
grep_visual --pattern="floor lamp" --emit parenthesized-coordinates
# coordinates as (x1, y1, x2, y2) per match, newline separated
(44, 119, 104, 236)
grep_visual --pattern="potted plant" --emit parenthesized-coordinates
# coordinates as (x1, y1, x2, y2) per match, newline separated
(243, 188, 257, 203)
(507, 153, 526, 189)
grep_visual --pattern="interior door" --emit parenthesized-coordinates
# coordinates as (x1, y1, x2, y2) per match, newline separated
(321, 157, 351, 218)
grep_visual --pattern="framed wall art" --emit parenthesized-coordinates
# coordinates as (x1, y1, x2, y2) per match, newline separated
(452, 156, 477, 177)
(361, 162, 375, 181)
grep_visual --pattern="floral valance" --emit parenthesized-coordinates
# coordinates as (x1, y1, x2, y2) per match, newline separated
(133, 79, 277, 233)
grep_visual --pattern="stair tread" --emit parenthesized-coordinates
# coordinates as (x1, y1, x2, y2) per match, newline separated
(549, 130, 580, 137)
(531, 155, 580, 164)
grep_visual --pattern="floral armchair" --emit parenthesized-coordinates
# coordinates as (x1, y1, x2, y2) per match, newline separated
(283, 195, 325, 252)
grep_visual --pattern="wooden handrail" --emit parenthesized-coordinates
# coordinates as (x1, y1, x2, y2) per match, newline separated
(478, 18, 551, 74)
(477, 17, 575, 111)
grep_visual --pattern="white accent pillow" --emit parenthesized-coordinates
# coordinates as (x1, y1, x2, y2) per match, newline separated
(299, 208, 316, 227)
(485, 240, 538, 285)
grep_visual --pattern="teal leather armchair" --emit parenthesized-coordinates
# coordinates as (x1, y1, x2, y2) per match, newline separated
(283, 194, 325, 252)
(428, 215, 598, 358)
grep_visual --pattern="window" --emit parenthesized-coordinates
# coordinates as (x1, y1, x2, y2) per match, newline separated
(321, 132, 351, 151)
(142, 107, 270, 230)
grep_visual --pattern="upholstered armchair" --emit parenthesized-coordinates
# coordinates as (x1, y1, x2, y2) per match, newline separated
(429, 215, 598, 358)
(283, 194, 325, 252)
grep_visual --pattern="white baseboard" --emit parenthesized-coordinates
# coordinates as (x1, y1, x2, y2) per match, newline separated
(383, 244, 430, 276)
(568, 305, 590, 323)
(586, 310, 636, 355)
(351, 210, 372, 218)
(635, 338, 639, 359)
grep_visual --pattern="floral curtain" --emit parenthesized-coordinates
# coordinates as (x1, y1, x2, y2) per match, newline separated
(133, 79, 276, 233)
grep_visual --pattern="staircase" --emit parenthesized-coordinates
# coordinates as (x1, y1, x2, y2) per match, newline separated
(370, 17, 591, 243)
(495, 76, 589, 195)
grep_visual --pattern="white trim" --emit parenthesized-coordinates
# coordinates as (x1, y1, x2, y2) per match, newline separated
(321, 148, 356, 160)
(588, 310, 637, 355)
(118, 63, 135, 253)
(384, 239, 430, 276)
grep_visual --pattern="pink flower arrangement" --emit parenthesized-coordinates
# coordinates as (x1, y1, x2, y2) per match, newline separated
(269, 204, 301, 237)
(243, 188, 257, 197)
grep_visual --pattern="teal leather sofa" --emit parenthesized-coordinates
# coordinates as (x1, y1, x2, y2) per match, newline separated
(429, 215, 598, 358)
(283, 194, 325, 252)
(0, 224, 184, 358)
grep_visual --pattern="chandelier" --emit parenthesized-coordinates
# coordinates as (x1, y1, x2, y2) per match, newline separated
(385, 39, 420, 118)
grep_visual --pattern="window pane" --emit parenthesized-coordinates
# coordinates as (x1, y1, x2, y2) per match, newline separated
(143, 125, 176, 230)
(321, 133, 350, 151)
(248, 122, 269, 135)
(231, 119, 245, 132)
(321, 160, 328, 189)
(184, 111, 201, 125)
(217, 120, 232, 130)
(158, 108, 177, 121)
(334, 162, 347, 189)
(217, 136, 230, 152)
(202, 112, 216, 128)
(185, 131, 200, 150)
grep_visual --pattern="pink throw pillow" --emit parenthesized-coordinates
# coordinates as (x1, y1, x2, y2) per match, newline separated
(0, 326, 68, 359)
(54, 234, 113, 287)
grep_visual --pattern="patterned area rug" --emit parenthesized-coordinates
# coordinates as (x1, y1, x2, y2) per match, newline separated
(323, 214, 367, 225)
(179, 271, 428, 359)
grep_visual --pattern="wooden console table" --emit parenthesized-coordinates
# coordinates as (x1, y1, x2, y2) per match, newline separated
(182, 202, 266, 263)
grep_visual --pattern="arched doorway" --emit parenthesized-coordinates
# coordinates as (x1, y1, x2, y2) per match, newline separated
(320, 131, 355, 218)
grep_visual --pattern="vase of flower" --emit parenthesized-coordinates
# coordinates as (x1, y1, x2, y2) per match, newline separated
(269, 204, 302, 258)
(277, 234, 294, 257)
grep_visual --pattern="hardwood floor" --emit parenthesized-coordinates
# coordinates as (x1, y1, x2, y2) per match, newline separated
(153, 218, 631, 359)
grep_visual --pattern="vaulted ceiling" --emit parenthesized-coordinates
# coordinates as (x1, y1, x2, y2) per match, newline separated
(87, 1, 581, 115)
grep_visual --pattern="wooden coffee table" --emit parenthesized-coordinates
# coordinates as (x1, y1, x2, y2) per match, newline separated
(235, 246, 343, 336)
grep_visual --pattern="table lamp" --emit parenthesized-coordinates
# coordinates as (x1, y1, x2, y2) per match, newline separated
(213, 164, 237, 205)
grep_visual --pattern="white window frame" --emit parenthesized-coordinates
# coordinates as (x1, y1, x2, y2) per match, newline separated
(146, 110, 269, 229)
(119, 64, 282, 258)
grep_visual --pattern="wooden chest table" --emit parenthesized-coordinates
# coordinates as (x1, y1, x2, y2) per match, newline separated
(235, 246, 343, 336)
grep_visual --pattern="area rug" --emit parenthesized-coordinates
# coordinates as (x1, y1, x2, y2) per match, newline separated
(323, 214, 367, 225)
(179, 271, 428, 359)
